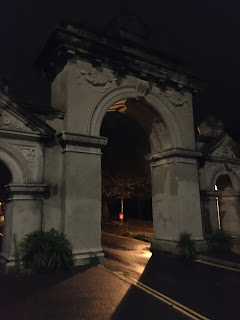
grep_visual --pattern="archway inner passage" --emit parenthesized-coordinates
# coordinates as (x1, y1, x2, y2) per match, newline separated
(0, 160, 12, 251)
(215, 174, 233, 230)
(101, 101, 152, 224)
(214, 174, 240, 237)
(100, 98, 161, 275)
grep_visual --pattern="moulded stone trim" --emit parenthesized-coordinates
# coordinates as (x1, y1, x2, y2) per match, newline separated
(147, 148, 202, 162)
(0, 92, 55, 138)
(0, 141, 32, 184)
(4, 184, 50, 200)
(36, 23, 203, 91)
(87, 85, 183, 150)
(206, 165, 240, 191)
(200, 190, 221, 198)
(57, 132, 108, 149)
(11, 144, 36, 169)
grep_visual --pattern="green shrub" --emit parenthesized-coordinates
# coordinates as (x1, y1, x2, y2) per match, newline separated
(208, 229, 232, 253)
(177, 232, 196, 261)
(43, 229, 74, 272)
(19, 229, 74, 274)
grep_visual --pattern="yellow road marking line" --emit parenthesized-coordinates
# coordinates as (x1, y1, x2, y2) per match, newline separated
(114, 271, 209, 320)
(126, 273, 209, 320)
(196, 259, 240, 272)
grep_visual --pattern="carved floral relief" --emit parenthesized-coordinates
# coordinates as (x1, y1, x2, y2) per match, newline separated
(0, 110, 33, 133)
(152, 87, 187, 110)
(12, 144, 36, 168)
(71, 64, 117, 92)
(211, 142, 237, 160)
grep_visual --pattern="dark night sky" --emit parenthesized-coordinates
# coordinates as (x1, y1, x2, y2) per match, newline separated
(1, 0, 240, 138)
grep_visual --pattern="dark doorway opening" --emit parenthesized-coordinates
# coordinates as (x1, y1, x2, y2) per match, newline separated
(100, 99, 152, 239)
(0, 160, 12, 251)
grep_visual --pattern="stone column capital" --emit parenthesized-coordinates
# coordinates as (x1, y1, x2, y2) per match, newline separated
(57, 132, 108, 148)
(146, 148, 202, 166)
(200, 190, 221, 199)
(57, 132, 108, 155)
(4, 184, 50, 200)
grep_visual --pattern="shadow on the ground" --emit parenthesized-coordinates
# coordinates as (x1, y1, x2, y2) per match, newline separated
(0, 258, 99, 292)
(110, 251, 240, 320)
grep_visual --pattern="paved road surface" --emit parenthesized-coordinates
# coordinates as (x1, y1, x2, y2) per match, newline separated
(0, 231, 240, 319)
(102, 232, 240, 320)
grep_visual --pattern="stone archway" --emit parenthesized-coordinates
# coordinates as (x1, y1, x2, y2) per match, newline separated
(100, 102, 152, 223)
(0, 160, 12, 252)
(37, 21, 207, 265)
(0, 133, 50, 268)
(0, 145, 26, 265)
(87, 88, 205, 254)
(215, 174, 240, 237)
(88, 86, 182, 150)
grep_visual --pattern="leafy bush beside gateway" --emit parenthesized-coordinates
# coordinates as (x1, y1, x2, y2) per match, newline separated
(208, 229, 232, 253)
(177, 232, 196, 262)
(19, 229, 74, 274)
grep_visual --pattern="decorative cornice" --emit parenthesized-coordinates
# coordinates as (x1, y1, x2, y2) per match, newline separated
(4, 184, 50, 200)
(0, 129, 52, 142)
(200, 190, 221, 198)
(57, 132, 108, 149)
(35, 24, 204, 92)
(0, 92, 56, 138)
(136, 79, 150, 99)
(146, 148, 202, 162)
(221, 191, 240, 198)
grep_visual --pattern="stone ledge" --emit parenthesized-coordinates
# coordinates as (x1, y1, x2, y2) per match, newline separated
(147, 148, 202, 162)
(4, 184, 50, 200)
(200, 190, 221, 197)
(57, 132, 108, 149)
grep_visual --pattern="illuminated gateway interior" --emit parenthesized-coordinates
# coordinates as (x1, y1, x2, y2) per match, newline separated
(1, 18, 240, 268)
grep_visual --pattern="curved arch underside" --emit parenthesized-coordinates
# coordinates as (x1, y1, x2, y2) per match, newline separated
(109, 98, 171, 153)
(88, 86, 183, 153)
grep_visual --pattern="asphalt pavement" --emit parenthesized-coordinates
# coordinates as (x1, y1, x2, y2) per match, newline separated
(0, 227, 240, 319)
(0, 255, 187, 320)
(102, 232, 240, 320)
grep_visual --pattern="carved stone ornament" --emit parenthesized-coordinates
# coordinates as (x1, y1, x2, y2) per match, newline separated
(211, 140, 237, 160)
(0, 110, 34, 133)
(168, 91, 187, 107)
(198, 116, 224, 137)
(151, 87, 187, 108)
(205, 164, 214, 175)
(136, 79, 150, 98)
(72, 65, 117, 93)
(12, 145, 36, 168)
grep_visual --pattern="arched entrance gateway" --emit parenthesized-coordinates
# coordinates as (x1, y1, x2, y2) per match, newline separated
(35, 19, 207, 266)
(1, 18, 240, 268)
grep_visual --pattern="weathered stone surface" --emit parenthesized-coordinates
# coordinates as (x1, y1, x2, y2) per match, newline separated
(2, 21, 240, 268)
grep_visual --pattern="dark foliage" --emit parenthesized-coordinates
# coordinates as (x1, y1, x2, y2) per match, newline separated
(177, 232, 196, 262)
(208, 229, 232, 253)
(19, 229, 73, 274)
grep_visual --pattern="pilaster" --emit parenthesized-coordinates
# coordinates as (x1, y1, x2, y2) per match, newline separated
(57, 132, 107, 266)
(200, 190, 221, 238)
(148, 148, 207, 253)
(0, 184, 49, 268)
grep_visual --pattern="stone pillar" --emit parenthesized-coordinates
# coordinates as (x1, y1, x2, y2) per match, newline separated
(200, 191, 221, 238)
(148, 149, 207, 253)
(220, 191, 240, 237)
(57, 132, 107, 266)
(0, 184, 49, 267)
